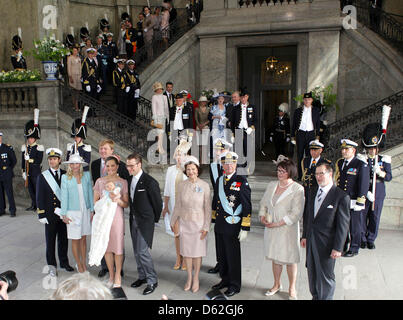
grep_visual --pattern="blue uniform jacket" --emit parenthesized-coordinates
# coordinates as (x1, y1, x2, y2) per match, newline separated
(367, 154, 392, 200)
(0, 143, 17, 180)
(21, 143, 44, 177)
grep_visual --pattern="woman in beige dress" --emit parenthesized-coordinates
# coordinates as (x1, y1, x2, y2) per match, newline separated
(171, 156, 211, 293)
(195, 96, 210, 158)
(151, 82, 169, 156)
(67, 46, 82, 111)
(259, 157, 304, 300)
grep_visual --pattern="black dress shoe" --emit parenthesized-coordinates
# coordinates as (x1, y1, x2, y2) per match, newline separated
(131, 278, 147, 288)
(367, 243, 376, 250)
(98, 269, 109, 278)
(143, 283, 158, 295)
(10, 213, 16, 217)
(212, 281, 227, 290)
(208, 264, 219, 274)
(26, 206, 35, 211)
(343, 250, 358, 257)
(224, 288, 240, 297)
(0, 212, 5, 216)
(61, 265, 74, 272)
(361, 242, 367, 249)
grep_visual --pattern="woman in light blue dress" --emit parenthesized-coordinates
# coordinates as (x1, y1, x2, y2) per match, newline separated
(209, 94, 228, 159)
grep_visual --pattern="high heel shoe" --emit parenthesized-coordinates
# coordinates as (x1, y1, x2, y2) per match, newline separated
(181, 264, 187, 271)
(265, 285, 282, 296)
(184, 281, 192, 291)
(192, 280, 199, 293)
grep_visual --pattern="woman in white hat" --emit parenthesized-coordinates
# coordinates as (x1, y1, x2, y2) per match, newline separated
(162, 138, 191, 270)
(151, 81, 169, 157)
(170, 156, 211, 293)
(60, 153, 94, 273)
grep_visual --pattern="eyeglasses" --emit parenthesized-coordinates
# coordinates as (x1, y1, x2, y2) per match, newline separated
(277, 169, 287, 174)
(315, 171, 329, 177)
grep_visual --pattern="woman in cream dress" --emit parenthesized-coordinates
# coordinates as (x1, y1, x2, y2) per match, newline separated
(151, 82, 169, 156)
(67, 46, 82, 111)
(171, 156, 211, 293)
(259, 157, 304, 300)
(162, 138, 191, 270)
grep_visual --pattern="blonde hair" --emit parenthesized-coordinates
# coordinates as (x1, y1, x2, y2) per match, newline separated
(50, 272, 112, 300)
(66, 164, 84, 180)
(99, 139, 114, 149)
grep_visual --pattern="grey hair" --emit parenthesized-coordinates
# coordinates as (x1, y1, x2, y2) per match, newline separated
(50, 272, 113, 300)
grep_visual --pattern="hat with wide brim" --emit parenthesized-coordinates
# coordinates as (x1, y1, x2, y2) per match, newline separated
(153, 82, 164, 92)
(62, 153, 88, 166)
(199, 96, 208, 102)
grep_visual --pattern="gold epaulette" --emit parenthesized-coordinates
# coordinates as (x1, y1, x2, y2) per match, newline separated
(37, 209, 45, 214)
(212, 210, 216, 220)
(334, 158, 342, 184)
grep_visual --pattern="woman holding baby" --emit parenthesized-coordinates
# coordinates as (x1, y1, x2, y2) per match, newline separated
(93, 156, 129, 288)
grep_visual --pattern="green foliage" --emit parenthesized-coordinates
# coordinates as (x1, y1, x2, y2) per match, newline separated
(0, 69, 41, 83)
(294, 83, 339, 112)
(26, 37, 69, 62)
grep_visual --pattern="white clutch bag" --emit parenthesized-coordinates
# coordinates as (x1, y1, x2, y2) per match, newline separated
(264, 207, 273, 224)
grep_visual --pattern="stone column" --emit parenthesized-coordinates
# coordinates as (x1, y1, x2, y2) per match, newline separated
(199, 36, 226, 92)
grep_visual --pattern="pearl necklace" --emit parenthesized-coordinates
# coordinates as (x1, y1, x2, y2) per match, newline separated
(278, 180, 293, 189)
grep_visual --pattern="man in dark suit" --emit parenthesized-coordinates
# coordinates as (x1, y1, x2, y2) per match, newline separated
(163, 82, 175, 110)
(91, 139, 130, 278)
(225, 91, 240, 132)
(169, 93, 194, 144)
(126, 152, 162, 295)
(230, 90, 256, 173)
(36, 148, 73, 276)
(0, 132, 17, 217)
(301, 140, 331, 194)
(291, 92, 321, 180)
(301, 162, 350, 300)
(211, 152, 252, 297)
(269, 102, 291, 159)
(334, 139, 369, 257)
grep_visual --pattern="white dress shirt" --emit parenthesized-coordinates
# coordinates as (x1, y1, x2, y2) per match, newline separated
(299, 106, 314, 131)
(50, 168, 61, 181)
(314, 182, 333, 217)
(238, 104, 249, 129)
(342, 156, 354, 170)
(130, 169, 143, 201)
(173, 105, 184, 131)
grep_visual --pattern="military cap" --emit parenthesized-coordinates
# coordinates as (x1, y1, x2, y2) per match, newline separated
(106, 32, 114, 37)
(303, 92, 313, 99)
(213, 138, 232, 150)
(24, 108, 41, 139)
(86, 47, 96, 53)
(175, 93, 184, 99)
(278, 102, 289, 113)
(100, 18, 110, 30)
(340, 139, 358, 148)
(71, 106, 90, 139)
(80, 27, 90, 39)
(221, 151, 238, 164)
(309, 140, 324, 149)
(362, 122, 384, 148)
(65, 34, 75, 47)
(126, 59, 135, 65)
(46, 148, 63, 158)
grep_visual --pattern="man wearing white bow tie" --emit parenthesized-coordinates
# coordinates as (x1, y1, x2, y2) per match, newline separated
(301, 162, 350, 300)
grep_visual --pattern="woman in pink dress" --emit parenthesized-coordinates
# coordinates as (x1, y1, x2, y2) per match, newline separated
(171, 156, 211, 293)
(93, 156, 129, 288)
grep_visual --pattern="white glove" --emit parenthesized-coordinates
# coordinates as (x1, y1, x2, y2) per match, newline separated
(375, 165, 385, 177)
(291, 139, 296, 145)
(86, 85, 91, 92)
(134, 89, 140, 98)
(125, 39, 131, 44)
(246, 127, 253, 135)
(97, 85, 102, 93)
(269, 136, 273, 143)
(144, 28, 148, 33)
(238, 230, 248, 242)
(113, 58, 118, 63)
(125, 86, 130, 93)
(39, 218, 49, 225)
(353, 203, 365, 212)
(24, 153, 30, 161)
(231, 135, 235, 144)
(367, 191, 375, 203)
(286, 137, 290, 143)
(54, 207, 62, 217)
(22, 172, 27, 181)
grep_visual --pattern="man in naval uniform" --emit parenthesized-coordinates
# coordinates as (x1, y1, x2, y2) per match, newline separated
(82, 47, 102, 100)
(211, 152, 252, 297)
(360, 118, 392, 250)
(334, 139, 369, 257)
(124, 59, 141, 121)
(301, 140, 331, 195)
(36, 148, 74, 277)
(269, 102, 291, 159)
(208, 138, 232, 274)
(0, 132, 17, 217)
(66, 106, 91, 171)
(291, 92, 321, 180)
(21, 109, 44, 212)
(113, 59, 128, 117)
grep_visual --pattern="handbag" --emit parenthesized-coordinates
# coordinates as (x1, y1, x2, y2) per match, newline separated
(264, 207, 273, 224)
(150, 120, 163, 129)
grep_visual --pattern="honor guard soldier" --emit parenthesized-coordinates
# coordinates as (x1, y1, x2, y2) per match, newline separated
(0, 132, 17, 217)
(229, 89, 256, 172)
(211, 152, 252, 297)
(11, 35, 27, 70)
(269, 102, 291, 159)
(124, 19, 137, 60)
(99, 18, 110, 44)
(360, 105, 392, 250)
(22, 108, 44, 212)
(301, 140, 331, 193)
(124, 59, 141, 121)
(335, 139, 369, 257)
(82, 47, 101, 100)
(36, 148, 74, 276)
(291, 92, 321, 180)
(208, 138, 232, 274)
(113, 59, 128, 116)
(79, 27, 90, 50)
(66, 106, 91, 171)
(105, 33, 119, 83)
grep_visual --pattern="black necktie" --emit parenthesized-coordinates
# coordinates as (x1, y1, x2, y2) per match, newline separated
(342, 159, 348, 170)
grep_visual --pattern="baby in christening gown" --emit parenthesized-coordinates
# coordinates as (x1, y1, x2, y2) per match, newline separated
(89, 181, 121, 266)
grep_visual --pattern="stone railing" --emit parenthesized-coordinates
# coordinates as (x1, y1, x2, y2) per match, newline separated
(227, 0, 310, 8)
(0, 82, 39, 112)
(326, 90, 403, 162)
